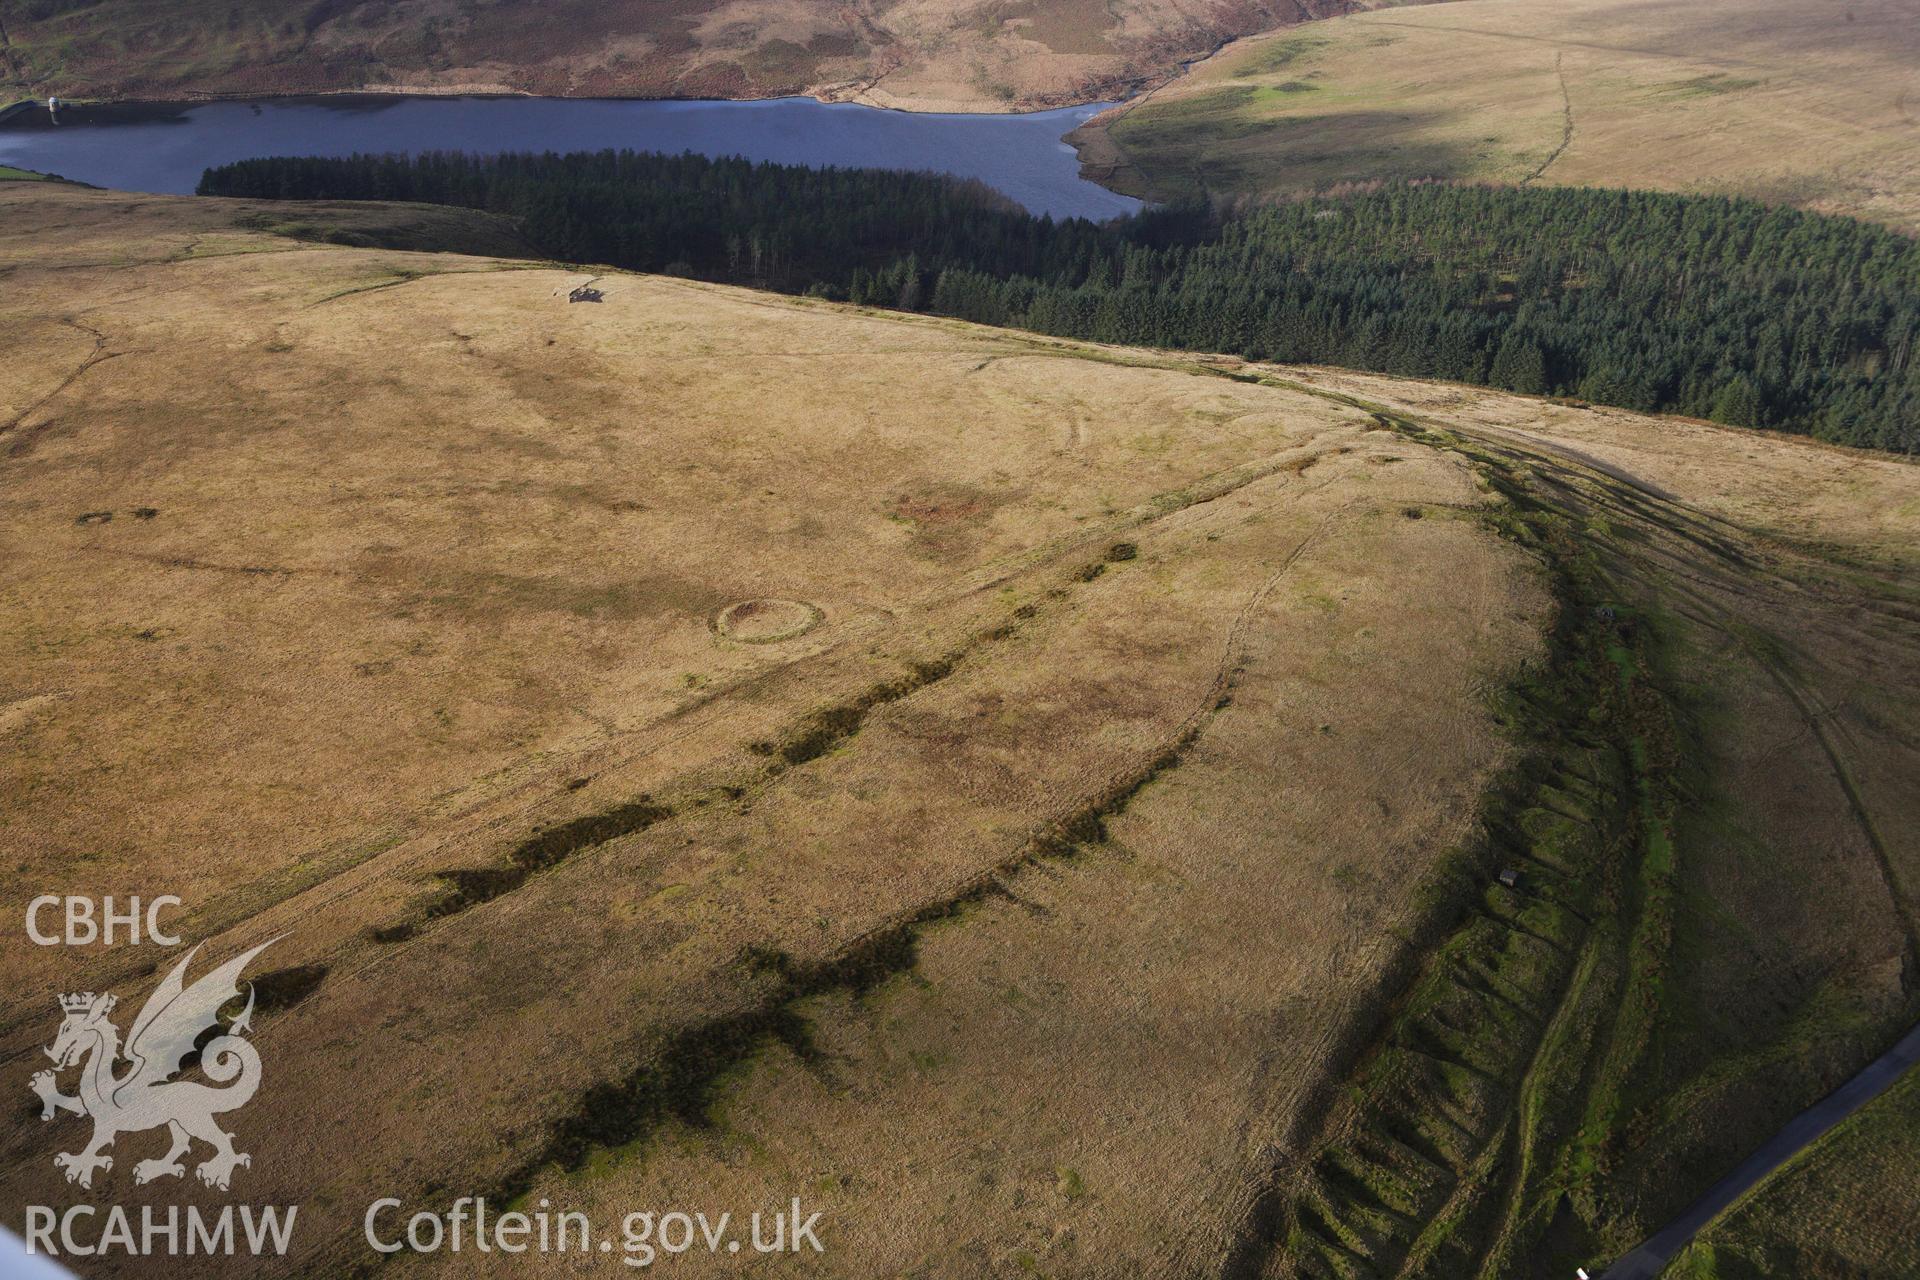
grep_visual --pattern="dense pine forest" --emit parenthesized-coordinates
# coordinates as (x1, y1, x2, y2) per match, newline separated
(199, 152, 1920, 451)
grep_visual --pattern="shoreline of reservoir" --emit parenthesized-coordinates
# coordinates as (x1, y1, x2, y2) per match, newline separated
(0, 94, 1142, 222)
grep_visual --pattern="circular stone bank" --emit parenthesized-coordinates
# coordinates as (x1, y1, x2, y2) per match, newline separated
(713, 598, 823, 644)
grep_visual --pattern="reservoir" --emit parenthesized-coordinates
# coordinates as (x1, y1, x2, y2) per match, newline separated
(0, 95, 1138, 222)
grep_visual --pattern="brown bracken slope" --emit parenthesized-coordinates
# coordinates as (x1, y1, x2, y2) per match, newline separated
(0, 0, 1378, 113)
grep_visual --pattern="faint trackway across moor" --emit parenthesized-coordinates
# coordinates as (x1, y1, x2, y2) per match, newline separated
(1, 319, 134, 455)
(1523, 52, 1575, 185)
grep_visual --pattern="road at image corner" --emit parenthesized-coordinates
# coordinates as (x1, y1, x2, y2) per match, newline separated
(1601, 1020, 1920, 1278)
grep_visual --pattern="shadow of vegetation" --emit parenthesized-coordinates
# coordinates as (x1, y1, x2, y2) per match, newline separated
(1112, 105, 1490, 199)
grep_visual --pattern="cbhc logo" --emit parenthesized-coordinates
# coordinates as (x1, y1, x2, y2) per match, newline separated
(26, 896, 184, 946)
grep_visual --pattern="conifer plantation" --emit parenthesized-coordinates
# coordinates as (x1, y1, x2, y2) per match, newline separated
(201, 151, 1920, 451)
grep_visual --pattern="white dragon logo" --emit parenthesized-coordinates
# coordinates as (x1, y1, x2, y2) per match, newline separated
(30, 939, 277, 1191)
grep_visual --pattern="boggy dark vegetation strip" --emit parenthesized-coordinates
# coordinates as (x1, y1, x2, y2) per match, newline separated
(375, 513, 1141, 942)
(395, 637, 978, 932)
(179, 965, 331, 1074)
(247, 963, 331, 1015)
(380, 654, 964, 930)
(745, 556, 1152, 770)
(1223, 424, 1693, 1280)
(465, 643, 1222, 1223)
(750, 652, 960, 767)
(351, 521, 1192, 1233)
(402, 797, 676, 929)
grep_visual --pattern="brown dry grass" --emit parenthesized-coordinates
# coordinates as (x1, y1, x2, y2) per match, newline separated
(0, 182, 1541, 1275)
(407, 393, 1529, 1279)
(1, 184, 1915, 1277)
(1077, 0, 1920, 232)
(456, 368, 1920, 1278)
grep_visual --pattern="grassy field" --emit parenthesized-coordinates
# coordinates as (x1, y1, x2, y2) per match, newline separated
(0, 184, 1914, 1276)
(1258, 367, 1920, 1275)
(0, 0, 1363, 112)
(1665, 1068, 1920, 1278)
(1074, 0, 1920, 232)
(0, 182, 1544, 1274)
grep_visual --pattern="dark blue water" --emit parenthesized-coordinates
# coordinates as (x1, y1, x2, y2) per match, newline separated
(0, 95, 1138, 221)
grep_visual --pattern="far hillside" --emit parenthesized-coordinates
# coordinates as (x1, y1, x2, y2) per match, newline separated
(1072, 0, 1920, 233)
(0, 0, 1367, 113)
